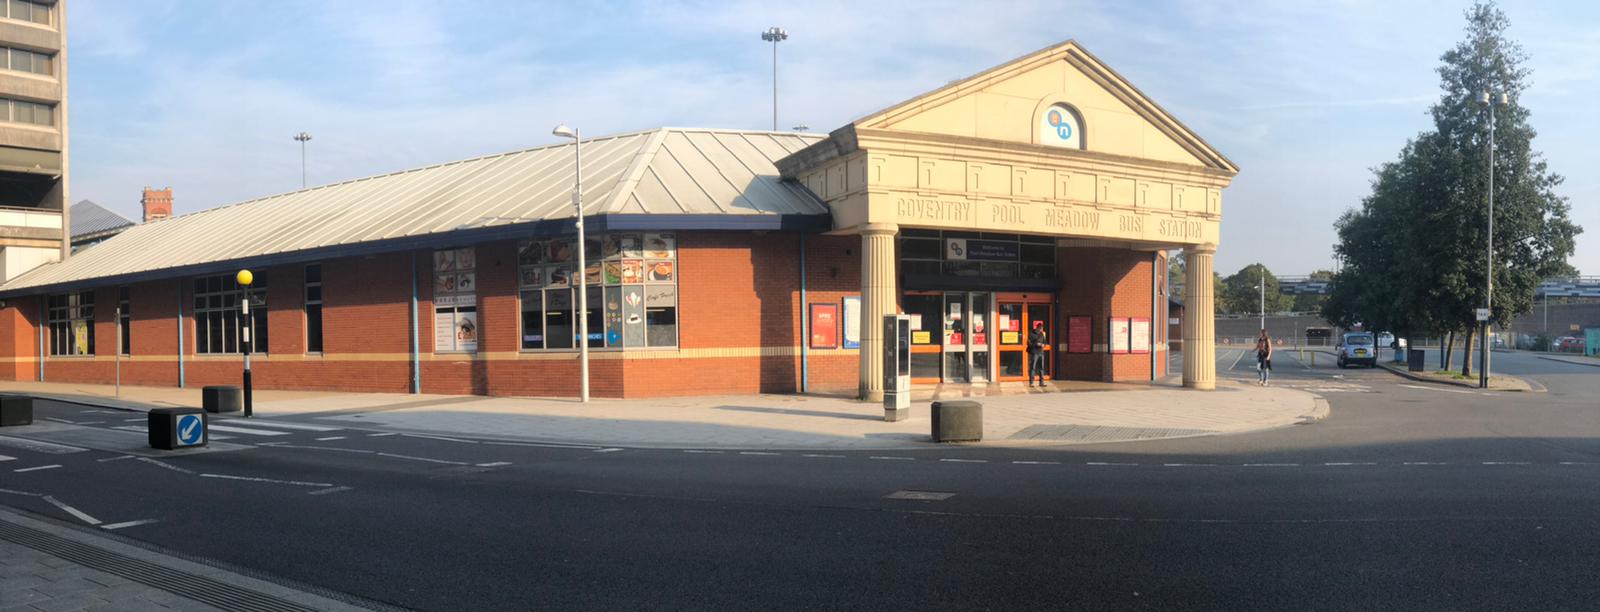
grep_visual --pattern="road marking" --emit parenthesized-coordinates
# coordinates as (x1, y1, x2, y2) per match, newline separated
(593, 448, 624, 453)
(227, 420, 342, 432)
(401, 433, 478, 444)
(0, 436, 87, 454)
(475, 461, 512, 467)
(135, 457, 195, 474)
(0, 487, 42, 497)
(97, 455, 135, 463)
(1324, 462, 1377, 466)
(367, 432, 399, 437)
(260, 443, 373, 455)
(1403, 462, 1450, 466)
(199, 473, 333, 487)
(1012, 460, 1061, 465)
(740, 451, 781, 456)
(1163, 463, 1216, 467)
(43, 496, 101, 525)
(1229, 349, 1249, 371)
(308, 486, 352, 496)
(13, 464, 61, 473)
(1482, 461, 1531, 465)
(1399, 384, 1477, 395)
(43, 417, 78, 424)
(1559, 462, 1595, 466)
(885, 490, 956, 501)
(683, 450, 723, 454)
(375, 452, 469, 465)
(1243, 463, 1299, 467)
(802, 454, 845, 458)
(940, 458, 987, 463)
(1086, 462, 1137, 466)
(206, 424, 290, 436)
(124, 417, 146, 422)
(315, 436, 346, 441)
(870, 456, 915, 461)
(480, 440, 602, 450)
(0, 455, 12, 462)
(101, 519, 159, 530)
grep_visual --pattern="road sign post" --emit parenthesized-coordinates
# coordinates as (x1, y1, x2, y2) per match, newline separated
(238, 270, 254, 417)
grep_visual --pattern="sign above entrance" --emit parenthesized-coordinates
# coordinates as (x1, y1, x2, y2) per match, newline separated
(1039, 104, 1082, 149)
(945, 239, 1018, 262)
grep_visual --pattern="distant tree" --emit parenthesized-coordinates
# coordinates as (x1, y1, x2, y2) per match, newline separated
(1221, 264, 1293, 316)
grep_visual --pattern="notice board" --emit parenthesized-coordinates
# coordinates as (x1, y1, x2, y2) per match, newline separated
(1067, 316, 1093, 353)
(810, 303, 839, 349)
(1109, 317, 1131, 354)
(1130, 317, 1151, 354)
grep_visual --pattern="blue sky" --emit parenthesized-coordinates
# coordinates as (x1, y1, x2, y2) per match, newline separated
(67, 0, 1599, 276)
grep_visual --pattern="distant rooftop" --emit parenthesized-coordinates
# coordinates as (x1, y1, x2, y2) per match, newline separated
(69, 200, 136, 241)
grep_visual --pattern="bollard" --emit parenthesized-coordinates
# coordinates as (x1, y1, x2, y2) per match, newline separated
(149, 407, 207, 450)
(931, 400, 983, 443)
(0, 394, 32, 427)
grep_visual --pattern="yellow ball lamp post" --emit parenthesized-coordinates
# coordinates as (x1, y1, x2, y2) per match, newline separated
(237, 269, 255, 417)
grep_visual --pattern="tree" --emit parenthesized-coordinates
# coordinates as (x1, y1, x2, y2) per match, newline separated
(1325, 2, 1581, 377)
(1221, 264, 1292, 316)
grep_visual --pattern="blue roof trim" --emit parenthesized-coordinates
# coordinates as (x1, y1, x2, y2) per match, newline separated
(0, 213, 832, 298)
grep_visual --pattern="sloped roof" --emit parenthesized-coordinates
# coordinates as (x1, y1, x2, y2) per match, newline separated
(69, 200, 135, 240)
(2, 128, 826, 295)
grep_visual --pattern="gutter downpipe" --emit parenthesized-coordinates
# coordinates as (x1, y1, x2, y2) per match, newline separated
(410, 251, 421, 394)
(799, 233, 808, 393)
(1151, 251, 1158, 381)
(177, 286, 185, 387)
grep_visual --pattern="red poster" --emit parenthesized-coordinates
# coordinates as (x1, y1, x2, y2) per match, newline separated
(809, 303, 839, 349)
(1068, 316, 1092, 353)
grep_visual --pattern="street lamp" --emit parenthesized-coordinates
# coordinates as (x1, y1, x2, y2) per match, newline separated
(237, 269, 255, 417)
(552, 124, 589, 403)
(1479, 89, 1507, 389)
(293, 132, 313, 189)
(760, 27, 788, 131)
(1255, 270, 1265, 331)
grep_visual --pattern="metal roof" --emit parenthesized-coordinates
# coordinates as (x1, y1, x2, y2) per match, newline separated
(68, 200, 135, 240)
(3, 128, 826, 295)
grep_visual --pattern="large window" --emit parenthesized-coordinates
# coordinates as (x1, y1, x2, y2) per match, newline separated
(2, 0, 50, 25)
(117, 287, 130, 355)
(46, 291, 93, 356)
(433, 248, 478, 353)
(193, 274, 268, 354)
(900, 230, 1055, 281)
(304, 264, 323, 353)
(1, 97, 52, 127)
(518, 232, 678, 350)
(3, 47, 51, 75)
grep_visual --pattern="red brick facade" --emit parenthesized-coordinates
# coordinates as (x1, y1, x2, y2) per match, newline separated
(0, 231, 1162, 397)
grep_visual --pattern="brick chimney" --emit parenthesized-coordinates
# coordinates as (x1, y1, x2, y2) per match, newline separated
(142, 187, 172, 223)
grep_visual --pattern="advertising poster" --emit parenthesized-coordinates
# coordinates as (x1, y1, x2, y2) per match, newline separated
(644, 233, 675, 259)
(1130, 318, 1151, 354)
(647, 260, 674, 283)
(434, 308, 455, 352)
(455, 309, 478, 352)
(841, 296, 861, 349)
(620, 260, 642, 284)
(1109, 317, 1131, 354)
(604, 287, 624, 347)
(912, 331, 932, 344)
(622, 286, 645, 346)
(518, 240, 545, 266)
(810, 303, 839, 349)
(1068, 316, 1092, 353)
(72, 320, 89, 355)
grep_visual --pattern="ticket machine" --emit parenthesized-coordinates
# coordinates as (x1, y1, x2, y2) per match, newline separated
(884, 314, 911, 421)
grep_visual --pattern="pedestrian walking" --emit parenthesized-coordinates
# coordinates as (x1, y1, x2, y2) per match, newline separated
(1028, 321, 1048, 387)
(1256, 330, 1273, 386)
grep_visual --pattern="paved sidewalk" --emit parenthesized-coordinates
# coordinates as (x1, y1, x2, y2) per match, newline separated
(0, 508, 375, 612)
(1537, 353, 1600, 368)
(0, 379, 1325, 450)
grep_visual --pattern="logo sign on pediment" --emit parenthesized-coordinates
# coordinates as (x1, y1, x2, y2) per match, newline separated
(1039, 103, 1082, 149)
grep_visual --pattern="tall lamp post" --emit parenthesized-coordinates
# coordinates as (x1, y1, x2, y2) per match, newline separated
(552, 125, 589, 402)
(237, 269, 255, 417)
(1479, 89, 1506, 389)
(1257, 270, 1266, 331)
(293, 132, 313, 189)
(761, 27, 788, 131)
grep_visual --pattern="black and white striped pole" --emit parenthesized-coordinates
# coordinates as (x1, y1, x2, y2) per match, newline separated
(237, 269, 254, 417)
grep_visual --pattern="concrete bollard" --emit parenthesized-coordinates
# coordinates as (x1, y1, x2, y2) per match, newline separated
(202, 386, 243, 413)
(0, 394, 33, 427)
(931, 400, 983, 443)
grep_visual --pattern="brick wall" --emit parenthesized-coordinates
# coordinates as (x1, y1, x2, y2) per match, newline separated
(1057, 246, 1158, 382)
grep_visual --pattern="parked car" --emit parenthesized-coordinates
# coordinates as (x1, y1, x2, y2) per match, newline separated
(1337, 332, 1378, 368)
(1559, 336, 1587, 353)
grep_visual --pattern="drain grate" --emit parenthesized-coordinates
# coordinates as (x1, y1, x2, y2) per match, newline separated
(0, 520, 327, 612)
(1008, 424, 1216, 442)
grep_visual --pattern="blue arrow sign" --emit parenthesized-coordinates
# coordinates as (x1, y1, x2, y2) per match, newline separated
(176, 414, 204, 446)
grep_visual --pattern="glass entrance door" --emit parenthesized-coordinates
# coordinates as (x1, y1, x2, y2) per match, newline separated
(940, 292, 992, 383)
(996, 294, 1053, 382)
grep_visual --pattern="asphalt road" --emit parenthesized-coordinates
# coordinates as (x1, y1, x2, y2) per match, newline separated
(3, 349, 1598, 611)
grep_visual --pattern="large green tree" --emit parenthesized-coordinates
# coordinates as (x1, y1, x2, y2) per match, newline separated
(1221, 264, 1293, 316)
(1325, 2, 1580, 376)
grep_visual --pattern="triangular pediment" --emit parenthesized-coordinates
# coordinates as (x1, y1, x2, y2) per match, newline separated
(854, 40, 1236, 174)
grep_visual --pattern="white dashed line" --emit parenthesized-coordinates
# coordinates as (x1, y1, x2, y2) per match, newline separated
(315, 436, 346, 441)
(1403, 462, 1450, 466)
(939, 458, 987, 463)
(101, 519, 159, 531)
(13, 464, 61, 473)
(1163, 463, 1216, 467)
(683, 450, 723, 454)
(475, 461, 512, 467)
(870, 456, 915, 461)
(1243, 463, 1299, 467)
(135, 457, 195, 474)
(739, 451, 781, 456)
(0, 455, 12, 462)
(308, 486, 353, 496)
(1481, 461, 1531, 465)
(199, 474, 333, 487)
(232, 420, 342, 432)
(375, 452, 468, 466)
(801, 454, 845, 458)
(401, 433, 478, 444)
(1559, 462, 1595, 466)
(1011, 461, 1061, 465)
(206, 424, 290, 437)
(1086, 462, 1137, 466)
(593, 448, 624, 453)
(367, 432, 399, 437)
(96, 455, 135, 462)
(43, 496, 100, 525)
(1324, 462, 1377, 466)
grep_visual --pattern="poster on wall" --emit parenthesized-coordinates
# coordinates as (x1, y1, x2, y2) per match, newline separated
(1068, 316, 1092, 353)
(1130, 317, 1151, 354)
(434, 308, 455, 351)
(1109, 317, 1131, 354)
(604, 287, 624, 347)
(841, 296, 861, 349)
(810, 303, 839, 349)
(455, 309, 478, 352)
(622, 286, 645, 346)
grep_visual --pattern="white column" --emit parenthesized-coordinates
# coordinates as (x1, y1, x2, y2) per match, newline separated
(858, 223, 898, 401)
(1182, 245, 1216, 390)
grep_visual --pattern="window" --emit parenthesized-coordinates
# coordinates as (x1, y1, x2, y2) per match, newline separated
(4, 47, 51, 75)
(46, 292, 93, 356)
(4, 0, 50, 25)
(2, 98, 53, 126)
(518, 232, 678, 350)
(433, 248, 478, 353)
(193, 273, 268, 354)
(117, 287, 130, 355)
(304, 265, 323, 353)
(900, 231, 1055, 281)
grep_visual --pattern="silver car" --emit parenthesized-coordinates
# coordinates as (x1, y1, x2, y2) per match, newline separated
(1337, 332, 1378, 368)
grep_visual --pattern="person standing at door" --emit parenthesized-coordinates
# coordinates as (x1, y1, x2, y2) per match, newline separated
(1028, 321, 1048, 387)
